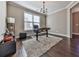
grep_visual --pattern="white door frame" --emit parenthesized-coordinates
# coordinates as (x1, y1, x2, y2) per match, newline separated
(67, 1, 79, 38)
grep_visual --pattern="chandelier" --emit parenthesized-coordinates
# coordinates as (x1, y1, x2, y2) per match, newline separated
(40, 1, 48, 14)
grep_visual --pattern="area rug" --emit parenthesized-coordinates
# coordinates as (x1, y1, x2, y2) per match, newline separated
(22, 36, 62, 57)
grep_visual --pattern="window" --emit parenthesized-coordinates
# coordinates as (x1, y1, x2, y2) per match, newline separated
(24, 13, 33, 30)
(33, 15, 40, 27)
(24, 12, 40, 30)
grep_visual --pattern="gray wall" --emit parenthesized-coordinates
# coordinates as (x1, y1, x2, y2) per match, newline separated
(47, 9, 67, 36)
(7, 2, 46, 36)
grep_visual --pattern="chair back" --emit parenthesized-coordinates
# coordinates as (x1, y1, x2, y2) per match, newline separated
(33, 25, 39, 33)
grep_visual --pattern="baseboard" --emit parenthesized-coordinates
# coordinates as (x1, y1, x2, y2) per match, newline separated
(49, 32, 70, 38)
(72, 33, 79, 35)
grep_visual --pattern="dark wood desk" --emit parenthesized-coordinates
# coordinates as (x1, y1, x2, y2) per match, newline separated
(34, 27, 50, 41)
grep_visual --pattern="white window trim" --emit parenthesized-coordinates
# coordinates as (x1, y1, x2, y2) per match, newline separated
(24, 12, 40, 31)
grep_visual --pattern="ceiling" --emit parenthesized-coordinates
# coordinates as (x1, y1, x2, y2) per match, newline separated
(13, 1, 71, 15)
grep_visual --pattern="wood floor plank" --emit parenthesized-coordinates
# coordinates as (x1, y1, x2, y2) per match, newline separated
(12, 34, 79, 57)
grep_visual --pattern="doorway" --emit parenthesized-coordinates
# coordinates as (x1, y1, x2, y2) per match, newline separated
(71, 3, 79, 38)
(72, 12, 79, 35)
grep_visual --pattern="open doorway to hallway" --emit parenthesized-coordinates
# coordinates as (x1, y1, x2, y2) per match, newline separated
(71, 3, 79, 38)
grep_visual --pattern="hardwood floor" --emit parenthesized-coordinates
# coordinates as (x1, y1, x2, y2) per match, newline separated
(41, 34, 79, 57)
(12, 34, 79, 57)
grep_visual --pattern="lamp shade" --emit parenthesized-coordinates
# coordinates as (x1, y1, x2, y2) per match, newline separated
(7, 17, 15, 23)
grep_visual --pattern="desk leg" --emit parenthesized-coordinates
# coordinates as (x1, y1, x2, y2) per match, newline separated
(46, 29, 48, 37)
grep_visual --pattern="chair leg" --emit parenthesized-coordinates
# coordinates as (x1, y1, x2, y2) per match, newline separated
(36, 31, 39, 41)
(46, 29, 48, 37)
(36, 33, 38, 41)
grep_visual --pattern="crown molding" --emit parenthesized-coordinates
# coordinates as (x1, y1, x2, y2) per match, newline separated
(10, 1, 79, 16)
(65, 1, 75, 9)
(9, 1, 46, 16)
(65, 1, 79, 9)
(47, 7, 66, 15)
(47, 1, 78, 15)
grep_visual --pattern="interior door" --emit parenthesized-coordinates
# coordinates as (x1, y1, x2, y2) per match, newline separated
(72, 12, 79, 34)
